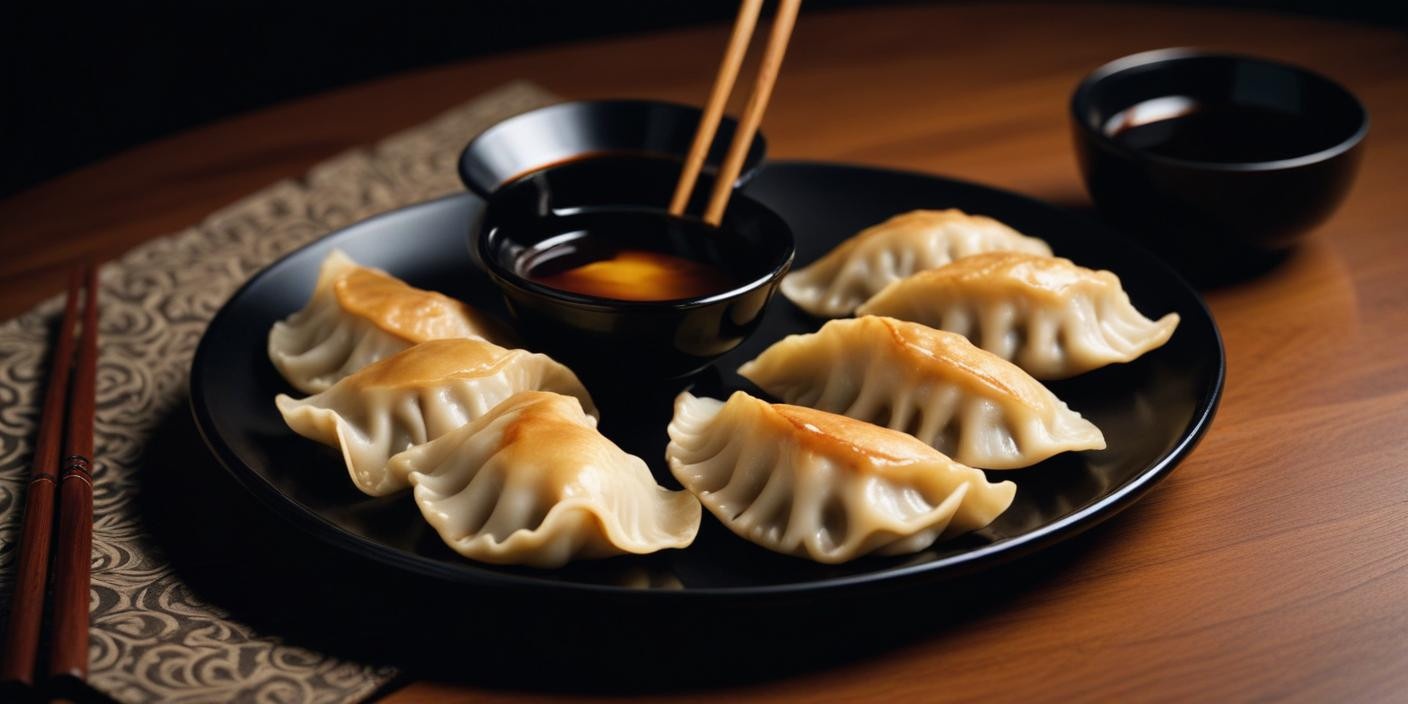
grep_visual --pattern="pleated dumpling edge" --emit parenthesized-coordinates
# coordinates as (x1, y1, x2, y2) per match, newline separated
(275, 338, 596, 497)
(666, 391, 1015, 564)
(268, 248, 511, 394)
(388, 391, 701, 568)
(857, 252, 1180, 379)
(780, 209, 1053, 318)
(738, 316, 1105, 468)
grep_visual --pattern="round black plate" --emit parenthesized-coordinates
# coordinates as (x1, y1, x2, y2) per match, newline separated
(190, 161, 1224, 599)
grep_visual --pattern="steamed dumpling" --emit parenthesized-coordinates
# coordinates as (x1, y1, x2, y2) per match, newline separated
(857, 253, 1179, 379)
(387, 391, 701, 568)
(666, 391, 1015, 563)
(780, 209, 1052, 317)
(738, 316, 1105, 469)
(276, 338, 595, 496)
(269, 249, 508, 393)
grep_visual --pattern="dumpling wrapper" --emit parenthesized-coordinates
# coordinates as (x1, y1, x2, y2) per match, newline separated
(666, 391, 1015, 564)
(780, 209, 1052, 318)
(387, 391, 701, 568)
(276, 338, 595, 497)
(857, 252, 1179, 379)
(269, 249, 510, 393)
(738, 316, 1105, 469)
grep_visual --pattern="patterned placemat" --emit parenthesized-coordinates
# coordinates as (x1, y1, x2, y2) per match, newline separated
(0, 81, 559, 703)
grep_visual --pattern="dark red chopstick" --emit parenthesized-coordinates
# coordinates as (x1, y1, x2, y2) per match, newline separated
(0, 268, 85, 687)
(0, 263, 99, 690)
(49, 263, 100, 682)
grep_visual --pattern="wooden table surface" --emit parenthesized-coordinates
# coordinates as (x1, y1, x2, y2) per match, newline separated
(4, 3, 1406, 702)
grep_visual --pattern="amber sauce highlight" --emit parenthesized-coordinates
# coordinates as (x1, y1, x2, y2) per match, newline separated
(529, 248, 733, 301)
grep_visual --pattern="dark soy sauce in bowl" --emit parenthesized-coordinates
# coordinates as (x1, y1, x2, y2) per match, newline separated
(1105, 97, 1337, 163)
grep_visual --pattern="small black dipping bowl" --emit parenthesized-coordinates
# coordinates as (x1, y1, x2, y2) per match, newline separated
(478, 173, 794, 380)
(1071, 49, 1368, 277)
(460, 100, 793, 379)
(459, 99, 767, 198)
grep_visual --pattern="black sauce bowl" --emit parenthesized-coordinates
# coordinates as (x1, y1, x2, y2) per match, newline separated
(459, 99, 767, 199)
(1071, 49, 1368, 276)
(478, 181, 794, 380)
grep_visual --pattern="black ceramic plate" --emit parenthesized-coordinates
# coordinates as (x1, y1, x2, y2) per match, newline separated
(191, 161, 1223, 598)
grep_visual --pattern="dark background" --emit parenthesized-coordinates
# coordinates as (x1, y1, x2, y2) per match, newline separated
(1, 0, 1401, 198)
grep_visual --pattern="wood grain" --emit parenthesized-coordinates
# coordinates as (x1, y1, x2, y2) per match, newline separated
(670, 0, 764, 215)
(703, 0, 803, 223)
(2, 3, 1405, 702)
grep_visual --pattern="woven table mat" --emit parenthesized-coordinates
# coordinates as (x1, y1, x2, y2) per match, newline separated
(0, 81, 558, 703)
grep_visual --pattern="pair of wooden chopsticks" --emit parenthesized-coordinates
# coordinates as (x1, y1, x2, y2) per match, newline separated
(671, 0, 803, 226)
(1, 265, 99, 691)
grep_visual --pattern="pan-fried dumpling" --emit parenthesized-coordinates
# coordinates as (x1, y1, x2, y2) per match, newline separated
(387, 391, 700, 568)
(780, 209, 1052, 317)
(857, 253, 1179, 379)
(275, 338, 595, 496)
(738, 316, 1104, 469)
(666, 391, 1015, 563)
(269, 249, 508, 393)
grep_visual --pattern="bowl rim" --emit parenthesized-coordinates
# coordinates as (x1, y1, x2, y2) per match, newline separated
(477, 195, 796, 313)
(1070, 47, 1370, 172)
(458, 98, 770, 199)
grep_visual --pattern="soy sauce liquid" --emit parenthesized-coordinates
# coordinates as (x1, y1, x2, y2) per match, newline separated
(494, 154, 750, 302)
(522, 217, 737, 301)
(1110, 101, 1329, 163)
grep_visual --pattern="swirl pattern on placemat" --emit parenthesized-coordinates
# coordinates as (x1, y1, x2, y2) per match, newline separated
(0, 81, 558, 704)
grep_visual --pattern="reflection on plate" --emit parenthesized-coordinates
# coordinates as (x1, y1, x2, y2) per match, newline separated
(190, 162, 1223, 597)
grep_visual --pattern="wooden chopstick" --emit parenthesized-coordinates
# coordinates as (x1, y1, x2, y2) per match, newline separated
(669, 0, 766, 216)
(0, 268, 84, 687)
(702, 0, 803, 226)
(48, 263, 99, 682)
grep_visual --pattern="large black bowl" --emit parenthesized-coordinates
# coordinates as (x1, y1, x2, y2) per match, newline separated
(1071, 49, 1367, 274)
